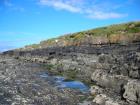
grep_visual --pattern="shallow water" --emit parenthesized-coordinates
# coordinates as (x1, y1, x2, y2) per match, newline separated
(38, 72, 89, 92)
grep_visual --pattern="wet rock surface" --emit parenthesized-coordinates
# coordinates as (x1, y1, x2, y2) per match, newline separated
(1, 42, 140, 105)
(38, 72, 89, 92)
(0, 56, 91, 105)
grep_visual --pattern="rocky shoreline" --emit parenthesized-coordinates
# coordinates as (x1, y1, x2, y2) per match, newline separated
(1, 42, 140, 105)
(0, 56, 92, 105)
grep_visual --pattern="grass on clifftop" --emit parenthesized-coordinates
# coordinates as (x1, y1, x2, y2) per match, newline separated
(23, 21, 140, 50)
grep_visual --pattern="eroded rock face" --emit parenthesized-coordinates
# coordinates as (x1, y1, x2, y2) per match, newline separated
(91, 51, 140, 105)
(0, 56, 89, 105)
(123, 80, 140, 104)
(91, 69, 128, 93)
(93, 94, 121, 105)
(2, 42, 140, 105)
(93, 94, 106, 105)
(90, 85, 103, 96)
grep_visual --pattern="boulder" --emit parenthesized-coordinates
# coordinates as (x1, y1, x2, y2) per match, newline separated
(93, 94, 106, 105)
(123, 80, 140, 104)
(93, 94, 120, 105)
(91, 69, 128, 93)
(105, 99, 120, 105)
(90, 85, 103, 96)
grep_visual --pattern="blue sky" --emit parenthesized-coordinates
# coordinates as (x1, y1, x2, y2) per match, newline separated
(0, 0, 140, 51)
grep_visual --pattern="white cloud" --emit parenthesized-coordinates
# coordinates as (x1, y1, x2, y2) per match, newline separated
(0, 32, 33, 36)
(50, 1, 81, 13)
(39, 0, 81, 13)
(4, 0, 13, 7)
(2, 0, 25, 12)
(38, 0, 127, 20)
(11, 6, 25, 12)
(87, 11, 127, 19)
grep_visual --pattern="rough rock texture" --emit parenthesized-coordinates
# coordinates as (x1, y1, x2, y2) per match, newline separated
(0, 56, 90, 105)
(2, 42, 140, 105)
(123, 80, 140, 104)
(90, 46, 140, 105)
(1, 21, 140, 105)
(93, 94, 121, 105)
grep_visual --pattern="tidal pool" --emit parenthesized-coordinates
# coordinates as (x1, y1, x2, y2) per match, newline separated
(38, 72, 89, 92)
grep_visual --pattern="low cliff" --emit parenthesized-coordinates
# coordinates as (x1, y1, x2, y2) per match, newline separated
(2, 21, 140, 105)
(18, 21, 140, 51)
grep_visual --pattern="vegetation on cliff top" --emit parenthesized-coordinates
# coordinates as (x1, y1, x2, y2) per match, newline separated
(23, 21, 140, 50)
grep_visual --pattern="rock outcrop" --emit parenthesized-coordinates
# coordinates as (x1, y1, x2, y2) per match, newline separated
(91, 50, 140, 105)
(3, 42, 140, 105)
(0, 56, 90, 105)
(123, 80, 140, 104)
(1, 21, 140, 105)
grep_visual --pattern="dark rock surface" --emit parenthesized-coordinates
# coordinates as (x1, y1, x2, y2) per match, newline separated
(1, 42, 140, 105)
(0, 56, 91, 105)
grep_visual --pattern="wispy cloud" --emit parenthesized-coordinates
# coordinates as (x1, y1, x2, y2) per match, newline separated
(0, 31, 34, 36)
(38, 0, 127, 20)
(3, 0, 13, 7)
(1, 0, 25, 12)
(0, 31, 45, 43)
(0, 31, 45, 51)
(87, 11, 127, 19)
(39, 0, 81, 13)
(0, 44, 15, 52)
